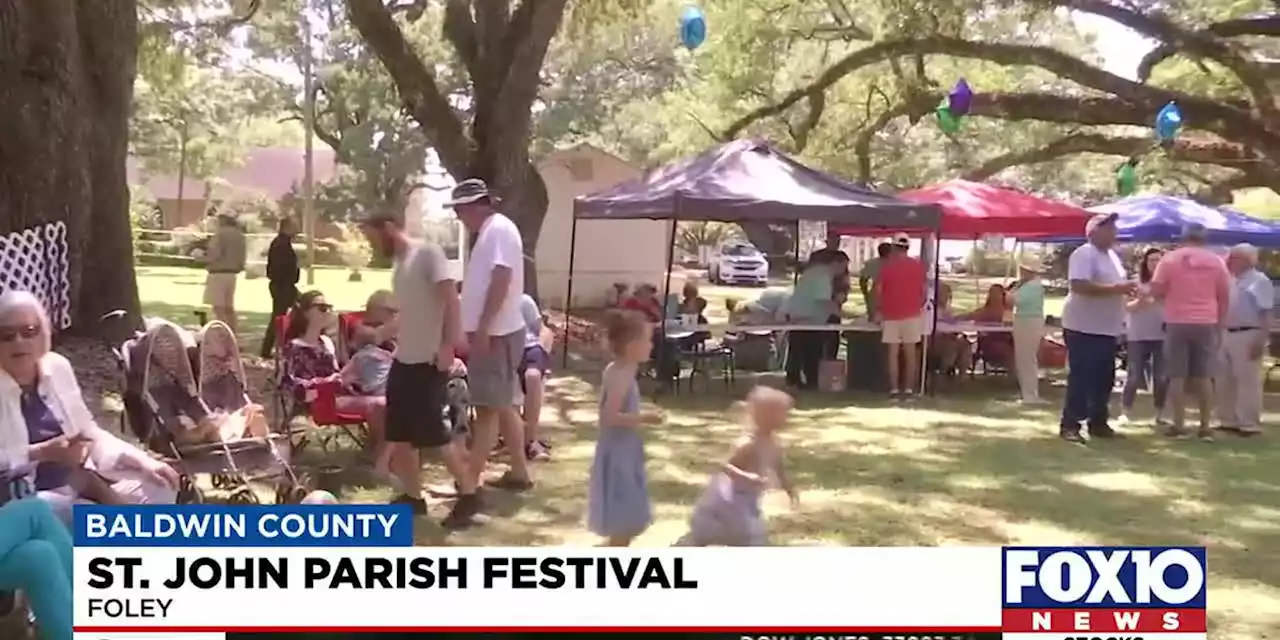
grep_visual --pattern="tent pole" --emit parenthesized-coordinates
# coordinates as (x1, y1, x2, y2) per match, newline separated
(561, 213, 580, 369)
(793, 220, 801, 285)
(657, 200, 680, 388)
(925, 231, 942, 396)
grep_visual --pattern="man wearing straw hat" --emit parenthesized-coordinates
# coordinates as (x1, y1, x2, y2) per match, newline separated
(1059, 213, 1134, 443)
(1009, 253, 1047, 404)
(1151, 222, 1231, 441)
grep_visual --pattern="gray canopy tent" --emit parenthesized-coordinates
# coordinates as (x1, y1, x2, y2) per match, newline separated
(564, 139, 942, 366)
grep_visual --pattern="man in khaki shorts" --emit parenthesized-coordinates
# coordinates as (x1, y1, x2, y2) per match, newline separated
(872, 233, 926, 398)
(451, 179, 534, 492)
(203, 213, 246, 334)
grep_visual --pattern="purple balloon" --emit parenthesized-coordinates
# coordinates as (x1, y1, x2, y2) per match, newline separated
(948, 79, 973, 116)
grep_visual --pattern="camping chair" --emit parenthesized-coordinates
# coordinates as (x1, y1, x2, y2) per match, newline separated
(272, 315, 369, 453)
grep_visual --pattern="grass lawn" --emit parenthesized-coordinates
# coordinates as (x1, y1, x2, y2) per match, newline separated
(134, 265, 1277, 639)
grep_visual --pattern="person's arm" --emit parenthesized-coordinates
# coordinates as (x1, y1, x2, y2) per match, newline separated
(723, 438, 767, 486)
(46, 354, 159, 473)
(477, 228, 521, 336)
(1216, 265, 1232, 326)
(204, 232, 223, 267)
(599, 368, 641, 428)
(423, 244, 461, 352)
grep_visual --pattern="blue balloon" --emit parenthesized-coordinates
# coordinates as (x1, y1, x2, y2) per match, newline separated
(1155, 101, 1183, 141)
(679, 6, 707, 49)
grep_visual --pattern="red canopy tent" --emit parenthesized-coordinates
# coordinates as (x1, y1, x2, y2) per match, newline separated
(830, 180, 1091, 238)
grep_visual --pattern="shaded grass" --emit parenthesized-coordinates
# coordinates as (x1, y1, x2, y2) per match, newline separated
(134, 266, 1277, 639)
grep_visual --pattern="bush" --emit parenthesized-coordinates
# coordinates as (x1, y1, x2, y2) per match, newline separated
(135, 253, 202, 268)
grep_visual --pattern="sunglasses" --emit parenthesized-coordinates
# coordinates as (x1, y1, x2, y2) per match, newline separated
(310, 303, 333, 312)
(0, 324, 40, 343)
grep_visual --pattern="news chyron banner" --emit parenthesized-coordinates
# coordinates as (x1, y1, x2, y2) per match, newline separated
(71, 505, 1206, 640)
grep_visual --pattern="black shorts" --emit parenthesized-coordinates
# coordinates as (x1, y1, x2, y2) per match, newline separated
(385, 360, 451, 448)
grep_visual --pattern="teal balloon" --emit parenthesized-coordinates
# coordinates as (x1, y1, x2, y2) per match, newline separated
(935, 105, 961, 134)
(679, 6, 707, 49)
(1154, 102, 1182, 141)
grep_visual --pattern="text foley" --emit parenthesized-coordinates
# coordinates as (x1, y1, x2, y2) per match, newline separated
(87, 555, 700, 591)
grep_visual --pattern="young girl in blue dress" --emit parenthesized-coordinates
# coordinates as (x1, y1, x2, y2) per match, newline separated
(587, 309, 659, 546)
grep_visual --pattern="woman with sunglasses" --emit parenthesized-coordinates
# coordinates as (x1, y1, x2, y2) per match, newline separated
(281, 292, 388, 470)
(0, 290, 180, 527)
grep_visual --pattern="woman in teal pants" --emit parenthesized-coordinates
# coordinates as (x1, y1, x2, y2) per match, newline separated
(0, 497, 73, 640)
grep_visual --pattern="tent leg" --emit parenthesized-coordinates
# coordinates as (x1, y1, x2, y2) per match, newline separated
(656, 209, 680, 388)
(561, 214, 580, 369)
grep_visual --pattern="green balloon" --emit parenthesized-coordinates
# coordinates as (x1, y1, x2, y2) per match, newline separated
(935, 105, 961, 134)
(1116, 164, 1137, 195)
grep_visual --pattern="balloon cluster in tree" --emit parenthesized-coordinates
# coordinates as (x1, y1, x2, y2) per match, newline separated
(1114, 102, 1185, 195)
(935, 79, 972, 135)
(679, 5, 707, 49)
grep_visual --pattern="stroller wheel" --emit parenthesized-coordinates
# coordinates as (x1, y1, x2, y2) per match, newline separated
(227, 487, 258, 504)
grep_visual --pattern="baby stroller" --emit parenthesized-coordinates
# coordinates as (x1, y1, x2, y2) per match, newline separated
(112, 315, 309, 504)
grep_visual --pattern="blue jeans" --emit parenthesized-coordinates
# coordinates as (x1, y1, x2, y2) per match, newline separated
(0, 498, 73, 640)
(1061, 330, 1118, 432)
(1122, 339, 1167, 412)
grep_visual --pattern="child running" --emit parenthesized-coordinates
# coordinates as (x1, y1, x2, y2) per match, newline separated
(587, 309, 658, 546)
(679, 385, 799, 546)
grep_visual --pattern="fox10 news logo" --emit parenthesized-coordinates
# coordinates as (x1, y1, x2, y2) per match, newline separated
(1001, 547, 1207, 640)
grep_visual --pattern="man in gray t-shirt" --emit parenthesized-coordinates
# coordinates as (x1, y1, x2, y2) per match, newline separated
(1059, 213, 1135, 443)
(361, 211, 479, 528)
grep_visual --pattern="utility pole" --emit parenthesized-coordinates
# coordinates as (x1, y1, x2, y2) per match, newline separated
(302, 12, 317, 285)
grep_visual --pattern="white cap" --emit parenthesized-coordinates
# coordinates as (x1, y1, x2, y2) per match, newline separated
(892, 232, 910, 246)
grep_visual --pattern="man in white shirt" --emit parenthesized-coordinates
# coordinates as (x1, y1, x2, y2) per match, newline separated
(1059, 213, 1135, 443)
(450, 179, 534, 491)
(360, 211, 479, 528)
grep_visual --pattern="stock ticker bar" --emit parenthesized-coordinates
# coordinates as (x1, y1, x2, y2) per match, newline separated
(222, 632, 1005, 640)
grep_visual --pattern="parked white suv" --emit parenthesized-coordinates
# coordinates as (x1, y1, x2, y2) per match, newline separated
(709, 243, 769, 286)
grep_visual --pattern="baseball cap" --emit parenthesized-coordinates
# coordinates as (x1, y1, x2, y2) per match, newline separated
(446, 178, 494, 207)
(892, 232, 911, 246)
(1085, 212, 1118, 235)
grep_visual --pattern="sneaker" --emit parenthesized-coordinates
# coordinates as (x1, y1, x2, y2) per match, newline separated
(1059, 428, 1086, 444)
(1196, 427, 1214, 442)
(889, 389, 902, 400)
(1164, 423, 1190, 439)
(485, 471, 534, 492)
(442, 493, 483, 530)
(1237, 425, 1263, 437)
(389, 493, 428, 515)
(1115, 414, 1131, 425)
(526, 441, 550, 461)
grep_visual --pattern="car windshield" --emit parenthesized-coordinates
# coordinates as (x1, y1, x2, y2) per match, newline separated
(724, 245, 760, 257)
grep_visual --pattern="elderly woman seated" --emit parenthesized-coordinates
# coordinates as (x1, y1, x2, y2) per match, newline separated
(621, 283, 664, 323)
(0, 291, 179, 524)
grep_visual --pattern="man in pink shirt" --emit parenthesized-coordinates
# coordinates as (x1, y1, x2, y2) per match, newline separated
(1150, 223, 1231, 440)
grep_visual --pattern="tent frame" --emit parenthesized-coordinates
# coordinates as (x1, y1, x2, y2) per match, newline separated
(561, 192, 945, 395)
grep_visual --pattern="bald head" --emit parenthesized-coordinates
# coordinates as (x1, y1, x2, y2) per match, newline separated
(1227, 243, 1259, 274)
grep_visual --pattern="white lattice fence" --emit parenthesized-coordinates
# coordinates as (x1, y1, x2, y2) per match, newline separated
(0, 222, 72, 330)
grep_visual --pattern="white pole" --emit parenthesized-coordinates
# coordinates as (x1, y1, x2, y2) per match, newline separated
(302, 13, 316, 285)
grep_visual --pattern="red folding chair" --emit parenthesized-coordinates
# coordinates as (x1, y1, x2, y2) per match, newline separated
(273, 313, 369, 452)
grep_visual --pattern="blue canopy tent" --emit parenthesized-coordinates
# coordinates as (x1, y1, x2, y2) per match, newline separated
(1042, 195, 1280, 246)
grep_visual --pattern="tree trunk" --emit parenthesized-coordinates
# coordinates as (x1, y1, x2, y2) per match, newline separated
(0, 0, 140, 336)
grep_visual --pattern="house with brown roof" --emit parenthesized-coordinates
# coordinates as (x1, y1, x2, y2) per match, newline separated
(127, 146, 340, 233)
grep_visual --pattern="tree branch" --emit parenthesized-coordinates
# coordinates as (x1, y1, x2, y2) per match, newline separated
(961, 132, 1270, 181)
(719, 35, 1280, 154)
(1058, 0, 1278, 123)
(1136, 16, 1280, 81)
(345, 0, 472, 177)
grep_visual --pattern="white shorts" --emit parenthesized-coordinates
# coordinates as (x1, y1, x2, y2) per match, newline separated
(203, 273, 238, 308)
(882, 315, 924, 344)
